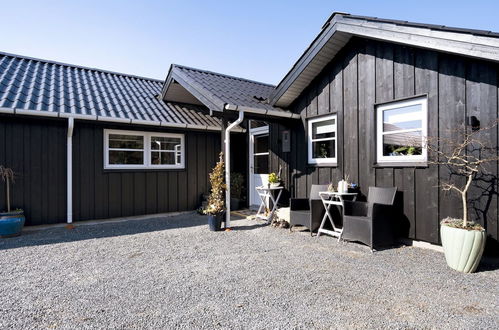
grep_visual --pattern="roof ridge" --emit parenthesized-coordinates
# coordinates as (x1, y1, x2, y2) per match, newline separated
(172, 63, 275, 87)
(0, 50, 165, 83)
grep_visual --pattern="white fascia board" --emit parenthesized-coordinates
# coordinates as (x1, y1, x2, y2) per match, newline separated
(15, 109, 59, 117)
(131, 119, 160, 126)
(0, 107, 15, 114)
(97, 116, 132, 124)
(59, 112, 97, 121)
(228, 104, 300, 119)
(186, 124, 208, 130)
(336, 21, 499, 62)
(160, 122, 187, 128)
(206, 125, 221, 131)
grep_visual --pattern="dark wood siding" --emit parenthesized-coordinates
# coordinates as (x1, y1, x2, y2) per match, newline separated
(0, 115, 221, 225)
(73, 121, 221, 221)
(0, 116, 67, 225)
(269, 38, 499, 252)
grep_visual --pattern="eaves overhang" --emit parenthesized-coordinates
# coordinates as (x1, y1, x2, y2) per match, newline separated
(270, 12, 499, 108)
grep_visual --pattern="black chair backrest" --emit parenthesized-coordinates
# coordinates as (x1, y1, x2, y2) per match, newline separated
(309, 184, 329, 200)
(367, 187, 397, 205)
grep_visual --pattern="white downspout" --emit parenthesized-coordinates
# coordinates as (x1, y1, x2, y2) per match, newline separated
(224, 109, 244, 229)
(67, 117, 74, 224)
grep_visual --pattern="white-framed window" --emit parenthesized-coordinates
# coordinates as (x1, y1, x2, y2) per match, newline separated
(104, 129, 185, 169)
(307, 114, 337, 164)
(376, 96, 428, 164)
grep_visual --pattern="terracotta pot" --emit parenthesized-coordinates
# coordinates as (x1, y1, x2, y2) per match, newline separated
(440, 224, 486, 273)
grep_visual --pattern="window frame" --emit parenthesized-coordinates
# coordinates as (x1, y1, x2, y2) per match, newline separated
(307, 114, 338, 165)
(376, 96, 428, 164)
(104, 129, 185, 170)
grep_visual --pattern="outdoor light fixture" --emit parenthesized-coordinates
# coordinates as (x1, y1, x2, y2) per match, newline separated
(466, 116, 480, 131)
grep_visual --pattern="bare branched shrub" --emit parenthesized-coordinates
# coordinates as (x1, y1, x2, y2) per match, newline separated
(426, 121, 499, 227)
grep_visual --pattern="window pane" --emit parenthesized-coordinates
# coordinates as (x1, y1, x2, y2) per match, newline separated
(254, 154, 268, 174)
(312, 140, 335, 159)
(151, 136, 181, 151)
(383, 131, 423, 156)
(151, 152, 176, 165)
(383, 104, 422, 132)
(109, 134, 143, 149)
(109, 151, 144, 164)
(312, 119, 335, 139)
(254, 134, 268, 154)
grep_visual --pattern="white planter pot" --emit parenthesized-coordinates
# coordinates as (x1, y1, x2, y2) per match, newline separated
(440, 224, 486, 273)
(270, 182, 280, 188)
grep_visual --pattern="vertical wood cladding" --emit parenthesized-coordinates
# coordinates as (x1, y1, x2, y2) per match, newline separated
(0, 116, 67, 226)
(73, 122, 221, 221)
(0, 116, 220, 225)
(269, 38, 499, 247)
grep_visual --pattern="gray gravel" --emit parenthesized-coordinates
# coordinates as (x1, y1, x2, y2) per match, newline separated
(0, 212, 498, 329)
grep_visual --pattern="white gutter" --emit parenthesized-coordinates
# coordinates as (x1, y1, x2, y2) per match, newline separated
(224, 103, 301, 119)
(66, 117, 74, 224)
(224, 109, 244, 229)
(0, 107, 240, 132)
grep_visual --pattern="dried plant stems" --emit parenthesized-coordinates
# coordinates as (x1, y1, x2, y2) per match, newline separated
(204, 152, 226, 215)
(426, 121, 499, 227)
(0, 166, 15, 212)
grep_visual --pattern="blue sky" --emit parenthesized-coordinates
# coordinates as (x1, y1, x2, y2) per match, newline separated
(2, 1, 498, 84)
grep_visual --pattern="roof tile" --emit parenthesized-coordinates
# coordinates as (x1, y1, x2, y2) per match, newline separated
(0, 52, 222, 129)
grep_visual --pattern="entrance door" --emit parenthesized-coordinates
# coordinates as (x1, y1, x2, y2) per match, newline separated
(249, 125, 269, 208)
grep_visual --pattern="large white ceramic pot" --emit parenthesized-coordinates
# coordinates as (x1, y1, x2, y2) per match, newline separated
(440, 223, 486, 273)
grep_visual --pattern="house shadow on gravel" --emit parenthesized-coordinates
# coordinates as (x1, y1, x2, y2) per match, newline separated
(0, 212, 208, 251)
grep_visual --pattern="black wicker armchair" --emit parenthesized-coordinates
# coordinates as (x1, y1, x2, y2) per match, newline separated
(289, 184, 329, 236)
(341, 186, 397, 251)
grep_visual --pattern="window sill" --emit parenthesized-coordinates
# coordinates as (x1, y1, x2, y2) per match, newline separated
(373, 162, 428, 168)
(307, 163, 338, 168)
(103, 167, 186, 173)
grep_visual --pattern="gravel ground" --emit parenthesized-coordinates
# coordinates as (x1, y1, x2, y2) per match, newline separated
(0, 212, 498, 329)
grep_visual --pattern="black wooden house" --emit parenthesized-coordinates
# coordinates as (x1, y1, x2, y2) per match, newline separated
(1, 13, 498, 252)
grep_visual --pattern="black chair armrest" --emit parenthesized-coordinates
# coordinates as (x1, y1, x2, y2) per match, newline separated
(371, 203, 397, 248)
(290, 198, 310, 211)
(371, 203, 395, 223)
(343, 200, 368, 216)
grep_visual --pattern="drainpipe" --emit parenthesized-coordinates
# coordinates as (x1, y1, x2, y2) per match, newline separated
(67, 117, 74, 224)
(224, 109, 244, 229)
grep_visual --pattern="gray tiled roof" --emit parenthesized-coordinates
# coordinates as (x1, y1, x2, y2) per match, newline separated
(164, 64, 297, 117)
(0, 52, 222, 129)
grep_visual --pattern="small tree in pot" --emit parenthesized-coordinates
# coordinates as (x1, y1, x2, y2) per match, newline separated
(0, 166, 25, 237)
(203, 153, 226, 231)
(427, 122, 499, 272)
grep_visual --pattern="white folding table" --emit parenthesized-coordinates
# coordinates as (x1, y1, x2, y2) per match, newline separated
(317, 191, 358, 239)
(255, 186, 283, 223)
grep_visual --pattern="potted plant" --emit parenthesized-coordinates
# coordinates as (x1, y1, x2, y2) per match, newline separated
(0, 166, 25, 237)
(427, 122, 499, 273)
(230, 172, 244, 211)
(203, 153, 226, 231)
(268, 172, 280, 188)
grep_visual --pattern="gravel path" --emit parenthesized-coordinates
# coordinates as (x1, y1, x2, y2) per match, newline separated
(0, 212, 498, 329)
